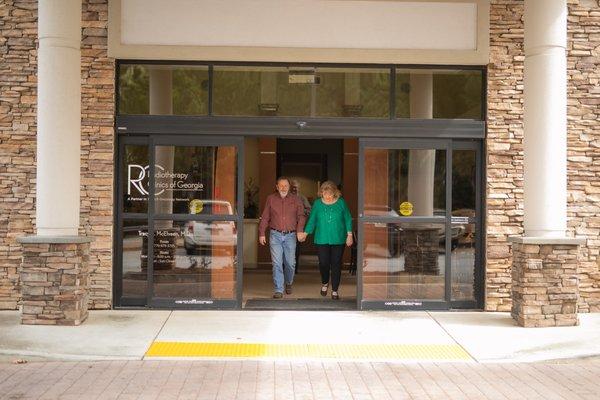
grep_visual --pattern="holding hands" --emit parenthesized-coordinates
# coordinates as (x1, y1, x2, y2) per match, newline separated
(346, 233, 353, 247)
(297, 232, 307, 242)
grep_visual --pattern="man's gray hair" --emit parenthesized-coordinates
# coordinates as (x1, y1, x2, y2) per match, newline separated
(276, 176, 290, 185)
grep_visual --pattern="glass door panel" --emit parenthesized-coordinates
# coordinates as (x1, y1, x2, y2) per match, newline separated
(358, 139, 450, 310)
(122, 144, 150, 214)
(358, 139, 483, 310)
(150, 220, 237, 303)
(362, 222, 446, 301)
(153, 144, 237, 215)
(147, 138, 243, 309)
(121, 219, 148, 300)
(451, 222, 476, 301)
(116, 137, 151, 307)
(450, 147, 479, 305)
(363, 148, 446, 217)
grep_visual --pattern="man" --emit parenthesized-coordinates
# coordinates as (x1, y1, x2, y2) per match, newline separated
(259, 177, 306, 298)
(290, 179, 311, 274)
(290, 179, 312, 214)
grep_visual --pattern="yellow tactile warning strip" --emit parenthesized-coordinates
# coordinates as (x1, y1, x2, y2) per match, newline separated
(145, 342, 472, 360)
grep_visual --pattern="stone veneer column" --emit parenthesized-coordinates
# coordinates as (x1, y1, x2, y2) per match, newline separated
(510, 239, 583, 327)
(407, 73, 434, 217)
(404, 74, 439, 275)
(259, 71, 278, 116)
(37, 0, 81, 236)
(148, 68, 177, 271)
(523, 0, 567, 238)
(404, 229, 440, 275)
(510, 0, 583, 327)
(17, 238, 92, 325)
(16, 0, 92, 325)
(150, 68, 175, 220)
(343, 73, 362, 117)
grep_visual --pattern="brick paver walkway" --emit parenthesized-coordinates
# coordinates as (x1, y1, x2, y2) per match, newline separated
(1, 360, 599, 399)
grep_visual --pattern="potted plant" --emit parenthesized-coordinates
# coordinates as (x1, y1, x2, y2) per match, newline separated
(243, 178, 260, 267)
(244, 177, 259, 218)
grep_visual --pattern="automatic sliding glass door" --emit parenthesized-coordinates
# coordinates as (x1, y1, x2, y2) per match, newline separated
(116, 137, 151, 307)
(357, 139, 482, 310)
(115, 135, 244, 309)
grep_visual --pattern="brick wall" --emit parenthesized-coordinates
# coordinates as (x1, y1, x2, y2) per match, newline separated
(0, 0, 598, 311)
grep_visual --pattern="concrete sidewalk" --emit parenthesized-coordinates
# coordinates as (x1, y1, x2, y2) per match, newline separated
(1, 310, 599, 363)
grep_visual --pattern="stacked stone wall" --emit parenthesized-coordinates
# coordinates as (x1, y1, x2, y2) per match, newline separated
(486, 0, 600, 312)
(0, 0, 37, 310)
(80, 0, 115, 309)
(511, 242, 580, 327)
(565, 0, 600, 312)
(486, 0, 525, 311)
(0, 0, 114, 310)
(20, 241, 91, 326)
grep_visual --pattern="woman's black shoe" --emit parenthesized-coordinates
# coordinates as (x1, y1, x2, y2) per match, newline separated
(320, 284, 328, 297)
(331, 291, 339, 300)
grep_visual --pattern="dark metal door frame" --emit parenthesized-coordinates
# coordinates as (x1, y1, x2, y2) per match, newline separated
(114, 124, 484, 311)
(113, 60, 487, 311)
(114, 134, 244, 309)
(451, 140, 486, 310)
(114, 135, 149, 308)
(117, 115, 485, 140)
(357, 138, 484, 310)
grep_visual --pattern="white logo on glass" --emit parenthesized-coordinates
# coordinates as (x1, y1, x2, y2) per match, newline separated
(127, 164, 166, 196)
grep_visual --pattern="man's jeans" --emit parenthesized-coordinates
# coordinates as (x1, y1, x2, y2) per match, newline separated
(269, 230, 296, 293)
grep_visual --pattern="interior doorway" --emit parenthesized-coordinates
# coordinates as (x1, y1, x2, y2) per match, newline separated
(241, 137, 359, 310)
(277, 138, 343, 271)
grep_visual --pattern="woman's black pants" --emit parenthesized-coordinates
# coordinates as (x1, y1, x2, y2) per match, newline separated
(316, 244, 345, 291)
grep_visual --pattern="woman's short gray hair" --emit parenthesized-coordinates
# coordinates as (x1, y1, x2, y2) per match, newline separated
(319, 180, 342, 199)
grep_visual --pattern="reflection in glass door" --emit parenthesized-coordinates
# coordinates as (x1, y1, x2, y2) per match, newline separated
(450, 145, 482, 306)
(117, 138, 150, 307)
(116, 136, 243, 309)
(357, 139, 482, 310)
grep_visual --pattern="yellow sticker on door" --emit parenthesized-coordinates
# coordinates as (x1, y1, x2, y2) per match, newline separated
(189, 199, 204, 214)
(399, 201, 413, 216)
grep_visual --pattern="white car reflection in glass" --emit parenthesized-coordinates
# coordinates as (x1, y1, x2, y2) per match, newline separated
(363, 205, 469, 253)
(183, 200, 237, 255)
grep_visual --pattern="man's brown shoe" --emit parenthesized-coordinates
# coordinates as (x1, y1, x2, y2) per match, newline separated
(285, 284, 293, 294)
(273, 292, 283, 299)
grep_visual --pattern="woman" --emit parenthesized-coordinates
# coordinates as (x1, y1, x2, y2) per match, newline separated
(298, 181, 352, 300)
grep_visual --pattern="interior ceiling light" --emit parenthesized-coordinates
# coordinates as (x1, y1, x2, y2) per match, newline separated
(288, 68, 320, 84)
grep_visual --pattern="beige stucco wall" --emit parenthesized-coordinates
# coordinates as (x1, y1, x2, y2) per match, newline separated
(108, 0, 490, 65)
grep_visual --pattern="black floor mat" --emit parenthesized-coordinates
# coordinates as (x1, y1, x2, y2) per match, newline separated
(243, 298, 357, 311)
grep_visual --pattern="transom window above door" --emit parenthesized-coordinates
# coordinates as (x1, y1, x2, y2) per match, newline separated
(117, 62, 484, 121)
